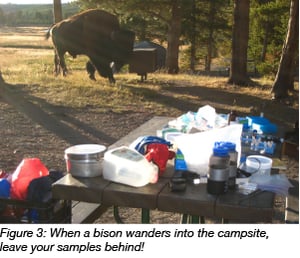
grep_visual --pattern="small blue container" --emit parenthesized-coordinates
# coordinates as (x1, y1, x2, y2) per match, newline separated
(247, 116, 277, 134)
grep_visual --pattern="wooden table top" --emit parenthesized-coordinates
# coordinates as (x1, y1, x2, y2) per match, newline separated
(52, 116, 275, 223)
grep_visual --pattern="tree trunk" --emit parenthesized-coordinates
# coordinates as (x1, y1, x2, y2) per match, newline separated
(0, 69, 4, 83)
(190, 0, 196, 72)
(205, 1, 216, 72)
(228, 0, 250, 85)
(205, 31, 213, 72)
(53, 0, 63, 23)
(271, 0, 299, 99)
(166, 0, 182, 74)
(260, 24, 269, 62)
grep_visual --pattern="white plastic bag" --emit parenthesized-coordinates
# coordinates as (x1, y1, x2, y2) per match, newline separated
(249, 174, 293, 196)
(173, 124, 243, 176)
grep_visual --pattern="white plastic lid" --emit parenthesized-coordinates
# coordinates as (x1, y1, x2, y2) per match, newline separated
(246, 155, 272, 170)
(65, 144, 106, 155)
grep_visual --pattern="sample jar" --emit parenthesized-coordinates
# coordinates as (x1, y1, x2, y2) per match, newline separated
(207, 143, 230, 194)
(209, 143, 230, 167)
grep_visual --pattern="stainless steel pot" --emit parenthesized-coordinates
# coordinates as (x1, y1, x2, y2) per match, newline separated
(64, 144, 106, 177)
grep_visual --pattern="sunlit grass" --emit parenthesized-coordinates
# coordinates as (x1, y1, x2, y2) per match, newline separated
(0, 27, 298, 128)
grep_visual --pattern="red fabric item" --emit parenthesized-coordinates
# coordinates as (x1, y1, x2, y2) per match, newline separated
(145, 143, 175, 176)
(0, 170, 9, 179)
(10, 158, 49, 200)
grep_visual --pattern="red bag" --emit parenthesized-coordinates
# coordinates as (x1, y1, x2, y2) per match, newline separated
(10, 158, 49, 200)
(145, 143, 175, 176)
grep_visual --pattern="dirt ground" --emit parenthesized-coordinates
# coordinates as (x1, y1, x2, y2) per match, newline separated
(0, 76, 298, 224)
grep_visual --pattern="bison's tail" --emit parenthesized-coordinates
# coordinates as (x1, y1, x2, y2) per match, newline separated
(45, 24, 55, 40)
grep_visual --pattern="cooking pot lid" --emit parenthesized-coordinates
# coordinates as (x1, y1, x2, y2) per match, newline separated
(65, 144, 106, 155)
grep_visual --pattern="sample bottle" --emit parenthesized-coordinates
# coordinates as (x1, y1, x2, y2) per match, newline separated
(224, 142, 238, 190)
(207, 143, 230, 194)
(209, 142, 230, 167)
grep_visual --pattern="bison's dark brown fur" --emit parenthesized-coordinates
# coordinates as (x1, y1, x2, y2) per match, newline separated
(46, 9, 135, 83)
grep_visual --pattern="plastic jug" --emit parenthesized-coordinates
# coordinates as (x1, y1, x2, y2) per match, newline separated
(102, 146, 159, 187)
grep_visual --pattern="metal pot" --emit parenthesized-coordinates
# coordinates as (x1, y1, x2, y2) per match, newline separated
(64, 144, 106, 177)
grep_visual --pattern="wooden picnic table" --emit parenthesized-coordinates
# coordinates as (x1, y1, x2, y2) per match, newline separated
(52, 116, 277, 223)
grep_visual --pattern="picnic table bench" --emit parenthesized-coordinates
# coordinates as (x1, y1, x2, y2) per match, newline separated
(71, 201, 108, 224)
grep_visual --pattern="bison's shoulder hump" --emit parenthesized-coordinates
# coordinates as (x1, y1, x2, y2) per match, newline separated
(74, 9, 117, 20)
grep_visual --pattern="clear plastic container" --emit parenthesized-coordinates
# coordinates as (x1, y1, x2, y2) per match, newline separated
(245, 155, 272, 176)
(102, 146, 159, 187)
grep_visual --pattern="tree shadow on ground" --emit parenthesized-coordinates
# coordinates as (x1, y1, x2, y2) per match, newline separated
(123, 79, 298, 129)
(0, 81, 117, 146)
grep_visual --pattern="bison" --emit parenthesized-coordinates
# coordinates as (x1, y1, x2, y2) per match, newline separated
(45, 9, 135, 83)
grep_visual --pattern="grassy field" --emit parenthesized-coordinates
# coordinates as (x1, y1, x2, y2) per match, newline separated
(0, 26, 298, 129)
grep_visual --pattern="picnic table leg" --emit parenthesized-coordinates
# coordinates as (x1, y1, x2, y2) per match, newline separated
(222, 218, 229, 223)
(191, 215, 200, 223)
(113, 206, 124, 223)
(113, 206, 150, 224)
(181, 214, 205, 224)
(181, 214, 188, 223)
(66, 200, 72, 223)
(141, 208, 150, 223)
(200, 216, 205, 224)
(190, 215, 206, 223)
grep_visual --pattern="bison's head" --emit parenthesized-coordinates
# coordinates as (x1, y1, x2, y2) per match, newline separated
(111, 29, 135, 72)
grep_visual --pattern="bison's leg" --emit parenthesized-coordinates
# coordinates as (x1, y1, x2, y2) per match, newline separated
(54, 53, 60, 75)
(90, 58, 115, 84)
(56, 49, 68, 76)
(60, 58, 68, 77)
(86, 61, 96, 81)
(108, 75, 116, 84)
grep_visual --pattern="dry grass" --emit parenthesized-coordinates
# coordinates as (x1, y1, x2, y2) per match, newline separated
(0, 26, 51, 48)
(0, 26, 298, 128)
